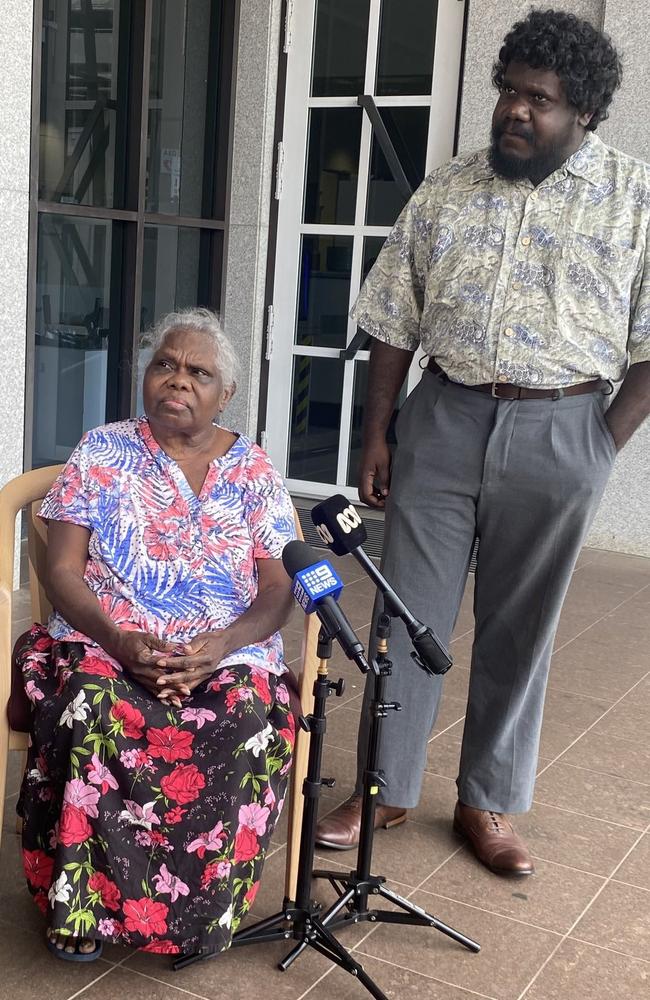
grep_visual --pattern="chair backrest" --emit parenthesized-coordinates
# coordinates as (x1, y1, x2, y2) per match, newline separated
(0, 465, 319, 900)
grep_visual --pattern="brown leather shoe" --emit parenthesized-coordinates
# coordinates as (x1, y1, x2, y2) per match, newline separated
(315, 794, 407, 850)
(453, 801, 535, 876)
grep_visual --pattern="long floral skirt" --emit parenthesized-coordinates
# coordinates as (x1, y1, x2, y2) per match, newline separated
(16, 625, 295, 956)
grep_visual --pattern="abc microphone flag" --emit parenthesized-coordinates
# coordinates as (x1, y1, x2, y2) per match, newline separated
(312, 495, 367, 556)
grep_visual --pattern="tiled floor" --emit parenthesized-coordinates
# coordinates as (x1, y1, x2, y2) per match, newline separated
(2, 546, 649, 1000)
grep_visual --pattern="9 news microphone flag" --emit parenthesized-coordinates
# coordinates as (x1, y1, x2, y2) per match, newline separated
(311, 496, 452, 676)
(282, 539, 370, 673)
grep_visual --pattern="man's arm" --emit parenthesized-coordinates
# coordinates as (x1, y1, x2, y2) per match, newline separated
(358, 340, 415, 508)
(604, 361, 650, 450)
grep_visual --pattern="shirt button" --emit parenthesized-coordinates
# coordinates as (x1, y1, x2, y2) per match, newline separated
(521, 236, 531, 247)
(512, 281, 522, 290)
(497, 375, 508, 383)
(504, 327, 515, 337)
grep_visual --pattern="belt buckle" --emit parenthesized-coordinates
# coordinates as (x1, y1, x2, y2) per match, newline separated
(491, 381, 503, 398)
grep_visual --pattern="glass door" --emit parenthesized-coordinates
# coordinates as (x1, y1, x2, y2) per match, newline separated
(265, 0, 466, 498)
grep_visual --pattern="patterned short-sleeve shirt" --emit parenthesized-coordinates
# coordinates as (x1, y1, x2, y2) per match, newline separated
(352, 131, 650, 388)
(39, 417, 297, 675)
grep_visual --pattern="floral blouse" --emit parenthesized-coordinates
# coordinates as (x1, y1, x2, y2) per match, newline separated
(39, 417, 296, 675)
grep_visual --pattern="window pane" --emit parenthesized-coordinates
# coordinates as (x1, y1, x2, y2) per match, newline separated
(376, 0, 438, 96)
(136, 225, 218, 414)
(296, 235, 353, 349)
(33, 215, 120, 466)
(311, 0, 370, 97)
(351, 235, 387, 353)
(288, 357, 344, 483)
(39, 1, 127, 207)
(304, 108, 362, 225)
(147, 0, 216, 216)
(366, 107, 429, 225)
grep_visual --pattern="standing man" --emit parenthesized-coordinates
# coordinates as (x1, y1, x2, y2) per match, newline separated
(315, 9, 650, 876)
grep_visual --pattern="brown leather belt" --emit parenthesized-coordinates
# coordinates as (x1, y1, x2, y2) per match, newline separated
(426, 359, 608, 400)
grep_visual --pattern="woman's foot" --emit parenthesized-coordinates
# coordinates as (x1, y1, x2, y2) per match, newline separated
(47, 928, 102, 959)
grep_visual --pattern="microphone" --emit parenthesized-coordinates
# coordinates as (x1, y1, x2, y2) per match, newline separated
(282, 539, 371, 674)
(311, 496, 452, 676)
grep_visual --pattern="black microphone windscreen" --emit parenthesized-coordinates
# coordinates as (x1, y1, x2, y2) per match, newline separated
(311, 495, 367, 556)
(281, 538, 319, 578)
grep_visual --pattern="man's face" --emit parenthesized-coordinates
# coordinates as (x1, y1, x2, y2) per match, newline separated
(490, 61, 592, 184)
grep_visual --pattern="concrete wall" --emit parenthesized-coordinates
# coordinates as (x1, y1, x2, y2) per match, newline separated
(0, 0, 31, 490)
(0, 1, 32, 581)
(457, 0, 650, 555)
(221, 0, 284, 437)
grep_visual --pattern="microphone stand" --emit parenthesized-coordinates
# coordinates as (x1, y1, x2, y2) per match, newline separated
(174, 612, 479, 999)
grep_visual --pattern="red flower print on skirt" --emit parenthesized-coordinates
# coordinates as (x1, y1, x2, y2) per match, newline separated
(160, 763, 206, 804)
(123, 897, 169, 937)
(88, 872, 122, 911)
(110, 699, 146, 739)
(78, 655, 118, 678)
(22, 849, 54, 890)
(58, 803, 93, 846)
(146, 726, 194, 763)
(234, 826, 259, 863)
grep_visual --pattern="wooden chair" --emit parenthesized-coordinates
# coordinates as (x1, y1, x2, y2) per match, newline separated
(0, 466, 320, 901)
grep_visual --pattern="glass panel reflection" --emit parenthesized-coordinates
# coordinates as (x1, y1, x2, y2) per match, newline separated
(376, 0, 438, 96)
(39, 1, 127, 207)
(311, 0, 370, 97)
(289, 357, 344, 483)
(346, 361, 408, 487)
(147, 0, 215, 216)
(296, 235, 353, 349)
(136, 225, 210, 414)
(33, 215, 119, 466)
(304, 108, 362, 225)
(366, 107, 429, 225)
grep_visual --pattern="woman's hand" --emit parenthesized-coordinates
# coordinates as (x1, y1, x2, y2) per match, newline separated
(109, 631, 183, 702)
(155, 631, 229, 700)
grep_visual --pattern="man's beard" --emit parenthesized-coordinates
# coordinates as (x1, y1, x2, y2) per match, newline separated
(488, 122, 570, 185)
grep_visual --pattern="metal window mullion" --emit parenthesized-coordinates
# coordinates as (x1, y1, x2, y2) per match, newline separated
(336, 361, 355, 485)
(36, 201, 139, 222)
(285, 478, 358, 502)
(364, 0, 382, 96)
(264, 0, 316, 476)
(126, 0, 154, 415)
(142, 213, 226, 230)
(291, 345, 341, 359)
(425, 0, 467, 173)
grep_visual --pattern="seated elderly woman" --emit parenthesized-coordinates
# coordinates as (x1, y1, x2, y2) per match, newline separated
(15, 308, 297, 961)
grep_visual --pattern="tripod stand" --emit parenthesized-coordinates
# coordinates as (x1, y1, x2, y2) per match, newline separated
(175, 614, 479, 998)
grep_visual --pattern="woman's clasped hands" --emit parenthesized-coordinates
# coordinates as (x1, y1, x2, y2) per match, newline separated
(110, 629, 228, 708)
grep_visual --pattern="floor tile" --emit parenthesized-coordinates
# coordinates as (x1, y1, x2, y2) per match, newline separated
(304, 954, 492, 999)
(548, 639, 648, 702)
(571, 881, 650, 961)
(614, 833, 650, 890)
(532, 761, 650, 829)
(522, 938, 650, 1000)
(0, 920, 111, 1000)
(323, 704, 362, 753)
(69, 965, 215, 1000)
(124, 941, 332, 1000)
(557, 730, 650, 786)
(591, 701, 650, 745)
(421, 849, 605, 933)
(539, 687, 611, 730)
(515, 801, 641, 876)
(358, 890, 561, 1000)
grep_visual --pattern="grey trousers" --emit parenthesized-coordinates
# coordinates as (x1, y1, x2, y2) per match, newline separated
(354, 369, 616, 813)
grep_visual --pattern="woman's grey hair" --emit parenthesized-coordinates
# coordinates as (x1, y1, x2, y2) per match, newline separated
(142, 307, 239, 390)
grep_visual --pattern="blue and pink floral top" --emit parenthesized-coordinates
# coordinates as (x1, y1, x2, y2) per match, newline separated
(39, 417, 296, 675)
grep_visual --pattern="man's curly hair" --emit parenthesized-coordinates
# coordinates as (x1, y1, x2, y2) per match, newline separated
(492, 8, 622, 130)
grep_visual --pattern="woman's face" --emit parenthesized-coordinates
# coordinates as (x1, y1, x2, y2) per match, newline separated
(143, 328, 233, 435)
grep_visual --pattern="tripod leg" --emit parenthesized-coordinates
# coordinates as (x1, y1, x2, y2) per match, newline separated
(376, 884, 480, 952)
(306, 921, 389, 1000)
